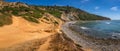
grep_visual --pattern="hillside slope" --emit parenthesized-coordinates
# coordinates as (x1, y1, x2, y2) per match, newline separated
(0, 1, 110, 51)
(0, 1, 110, 26)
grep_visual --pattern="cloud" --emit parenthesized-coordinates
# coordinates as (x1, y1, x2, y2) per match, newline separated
(81, 0, 89, 3)
(95, 6, 100, 10)
(110, 6, 118, 11)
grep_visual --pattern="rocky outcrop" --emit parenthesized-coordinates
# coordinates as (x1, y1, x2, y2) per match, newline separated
(61, 12, 80, 21)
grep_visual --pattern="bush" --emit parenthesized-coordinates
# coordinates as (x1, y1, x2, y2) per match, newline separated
(45, 9, 62, 18)
(23, 16, 39, 23)
(0, 22, 3, 26)
(0, 14, 12, 26)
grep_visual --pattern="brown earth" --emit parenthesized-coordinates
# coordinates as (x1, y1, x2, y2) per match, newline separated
(0, 13, 62, 47)
(0, 14, 83, 51)
(0, 16, 55, 48)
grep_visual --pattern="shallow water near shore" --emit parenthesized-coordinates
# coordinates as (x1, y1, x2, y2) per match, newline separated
(75, 20, 120, 39)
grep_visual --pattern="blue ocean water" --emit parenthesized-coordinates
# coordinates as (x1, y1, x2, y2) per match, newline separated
(77, 20, 120, 39)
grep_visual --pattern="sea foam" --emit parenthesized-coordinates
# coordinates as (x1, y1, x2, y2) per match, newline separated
(105, 22, 111, 24)
(80, 27, 89, 29)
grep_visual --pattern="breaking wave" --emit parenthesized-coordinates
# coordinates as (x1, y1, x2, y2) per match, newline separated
(105, 22, 111, 24)
(80, 27, 89, 29)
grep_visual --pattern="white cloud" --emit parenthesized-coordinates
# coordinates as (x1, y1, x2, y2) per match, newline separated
(110, 6, 118, 11)
(81, 0, 89, 3)
(95, 6, 100, 10)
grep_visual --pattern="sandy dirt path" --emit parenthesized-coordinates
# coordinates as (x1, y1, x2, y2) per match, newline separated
(0, 16, 55, 48)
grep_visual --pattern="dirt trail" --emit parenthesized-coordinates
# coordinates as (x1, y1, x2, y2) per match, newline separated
(37, 37, 51, 51)
(0, 15, 84, 51)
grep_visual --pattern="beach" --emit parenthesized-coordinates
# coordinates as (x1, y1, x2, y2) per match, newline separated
(61, 21, 120, 51)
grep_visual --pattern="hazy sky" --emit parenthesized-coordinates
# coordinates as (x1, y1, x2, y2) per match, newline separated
(5, 0, 120, 20)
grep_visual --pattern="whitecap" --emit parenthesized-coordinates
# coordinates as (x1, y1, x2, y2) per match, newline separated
(105, 22, 111, 24)
(80, 27, 89, 29)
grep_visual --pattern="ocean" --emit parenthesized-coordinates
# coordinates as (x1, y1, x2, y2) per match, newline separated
(75, 20, 120, 39)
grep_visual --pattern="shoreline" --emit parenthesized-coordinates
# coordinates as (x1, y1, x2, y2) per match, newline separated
(61, 21, 120, 51)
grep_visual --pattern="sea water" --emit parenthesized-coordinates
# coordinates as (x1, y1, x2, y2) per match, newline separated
(76, 20, 120, 39)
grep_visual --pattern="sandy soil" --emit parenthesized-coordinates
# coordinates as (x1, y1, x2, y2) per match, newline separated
(0, 15, 84, 51)
(37, 37, 51, 51)
(0, 16, 57, 48)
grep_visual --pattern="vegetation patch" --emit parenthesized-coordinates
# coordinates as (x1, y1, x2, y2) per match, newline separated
(0, 14, 12, 26)
(23, 16, 39, 23)
(0, 3, 110, 26)
(46, 10, 62, 18)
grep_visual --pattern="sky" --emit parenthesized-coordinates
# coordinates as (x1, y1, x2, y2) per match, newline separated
(5, 0, 120, 20)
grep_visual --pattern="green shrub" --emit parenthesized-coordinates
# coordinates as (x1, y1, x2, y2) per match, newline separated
(0, 14, 12, 26)
(0, 22, 3, 26)
(47, 10, 62, 18)
(23, 16, 39, 23)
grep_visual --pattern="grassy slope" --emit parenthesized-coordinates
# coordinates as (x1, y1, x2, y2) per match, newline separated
(0, 3, 110, 26)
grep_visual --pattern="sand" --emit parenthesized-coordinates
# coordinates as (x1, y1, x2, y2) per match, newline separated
(0, 16, 56, 48)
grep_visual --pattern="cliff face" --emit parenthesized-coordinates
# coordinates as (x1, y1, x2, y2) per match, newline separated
(43, 6, 110, 21)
